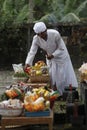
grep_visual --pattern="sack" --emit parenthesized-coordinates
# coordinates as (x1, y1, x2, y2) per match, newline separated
(12, 63, 24, 73)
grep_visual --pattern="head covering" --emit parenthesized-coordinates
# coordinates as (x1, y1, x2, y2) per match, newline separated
(33, 22, 47, 34)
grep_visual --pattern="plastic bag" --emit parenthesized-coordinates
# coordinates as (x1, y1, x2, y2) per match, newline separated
(12, 63, 24, 73)
(78, 62, 87, 73)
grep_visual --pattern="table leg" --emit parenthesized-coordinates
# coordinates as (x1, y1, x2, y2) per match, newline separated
(1, 124, 5, 130)
(49, 122, 53, 130)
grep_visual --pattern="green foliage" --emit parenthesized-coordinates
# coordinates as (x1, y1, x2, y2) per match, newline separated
(75, 0, 87, 16)
(34, 0, 52, 20)
(0, 0, 14, 26)
(39, 14, 57, 24)
(14, 72, 29, 77)
(0, 0, 29, 28)
(0, 93, 8, 101)
(0, 0, 87, 28)
(64, 0, 78, 14)
(41, 0, 87, 23)
(52, 0, 65, 20)
(61, 13, 80, 23)
(14, 4, 29, 24)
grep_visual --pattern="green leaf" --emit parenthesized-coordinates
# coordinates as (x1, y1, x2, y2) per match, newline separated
(14, 5, 29, 24)
(60, 13, 80, 23)
(75, 0, 87, 16)
(39, 13, 58, 24)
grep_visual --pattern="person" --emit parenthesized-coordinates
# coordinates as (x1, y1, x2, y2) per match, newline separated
(24, 22, 78, 95)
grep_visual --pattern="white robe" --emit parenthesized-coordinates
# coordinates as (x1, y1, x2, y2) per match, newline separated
(25, 29, 78, 95)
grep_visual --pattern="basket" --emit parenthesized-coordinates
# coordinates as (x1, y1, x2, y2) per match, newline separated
(28, 74, 50, 83)
(0, 108, 23, 117)
(24, 110, 50, 117)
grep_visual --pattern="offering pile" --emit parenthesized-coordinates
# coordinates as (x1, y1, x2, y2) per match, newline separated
(24, 86, 59, 112)
(0, 83, 59, 116)
(25, 61, 50, 83)
(79, 62, 87, 82)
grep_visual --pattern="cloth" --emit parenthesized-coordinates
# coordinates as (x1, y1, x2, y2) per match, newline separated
(33, 22, 47, 34)
(47, 58, 78, 95)
(25, 29, 78, 95)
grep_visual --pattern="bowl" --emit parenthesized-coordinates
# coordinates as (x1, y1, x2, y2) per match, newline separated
(0, 108, 23, 117)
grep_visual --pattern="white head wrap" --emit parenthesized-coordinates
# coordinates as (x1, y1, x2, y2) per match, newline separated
(33, 22, 47, 34)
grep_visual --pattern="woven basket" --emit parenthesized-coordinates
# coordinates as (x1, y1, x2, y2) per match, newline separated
(0, 108, 23, 117)
(29, 75, 50, 83)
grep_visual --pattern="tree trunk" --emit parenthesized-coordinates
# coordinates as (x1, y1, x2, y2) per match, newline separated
(27, 0, 34, 51)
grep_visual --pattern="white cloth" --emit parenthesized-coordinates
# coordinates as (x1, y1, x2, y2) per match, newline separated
(47, 58, 78, 95)
(25, 29, 78, 95)
(33, 22, 47, 34)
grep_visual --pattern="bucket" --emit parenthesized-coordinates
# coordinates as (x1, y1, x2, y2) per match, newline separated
(63, 86, 79, 102)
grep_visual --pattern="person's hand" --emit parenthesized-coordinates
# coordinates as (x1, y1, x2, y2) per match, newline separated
(24, 64, 30, 72)
(46, 54, 54, 60)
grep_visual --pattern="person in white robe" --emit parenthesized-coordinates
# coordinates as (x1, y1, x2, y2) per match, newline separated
(25, 22, 78, 95)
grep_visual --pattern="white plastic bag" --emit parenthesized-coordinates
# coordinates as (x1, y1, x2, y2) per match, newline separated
(12, 63, 24, 73)
(78, 62, 87, 73)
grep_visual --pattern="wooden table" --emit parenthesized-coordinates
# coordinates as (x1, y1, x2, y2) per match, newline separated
(0, 110, 53, 130)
